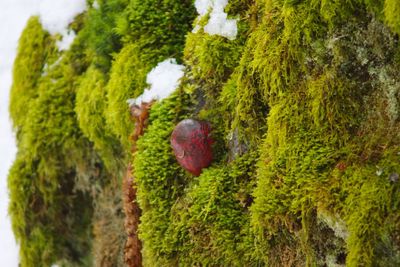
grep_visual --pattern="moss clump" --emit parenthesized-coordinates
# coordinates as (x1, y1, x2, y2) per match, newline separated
(9, 16, 55, 131)
(105, 44, 152, 148)
(8, 17, 102, 267)
(174, 152, 259, 266)
(118, 0, 196, 58)
(244, 1, 400, 266)
(385, 0, 400, 34)
(184, 32, 244, 92)
(133, 91, 190, 266)
(8, 154, 57, 267)
(76, 65, 124, 172)
(183, 2, 256, 153)
(9, 0, 400, 266)
(105, 0, 196, 146)
(78, 0, 127, 72)
(134, 93, 260, 264)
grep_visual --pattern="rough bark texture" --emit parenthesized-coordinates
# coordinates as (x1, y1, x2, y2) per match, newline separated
(123, 101, 154, 267)
(122, 164, 142, 267)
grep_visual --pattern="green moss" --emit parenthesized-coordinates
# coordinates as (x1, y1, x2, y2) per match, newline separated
(184, 32, 244, 91)
(135, 97, 260, 264)
(133, 91, 190, 265)
(9, 0, 400, 266)
(384, 0, 400, 34)
(105, 44, 152, 148)
(8, 18, 102, 266)
(9, 16, 55, 131)
(8, 154, 54, 267)
(183, 5, 255, 153)
(78, 0, 127, 72)
(245, 1, 400, 266)
(175, 152, 259, 266)
(105, 0, 197, 147)
(118, 0, 196, 59)
(76, 65, 124, 172)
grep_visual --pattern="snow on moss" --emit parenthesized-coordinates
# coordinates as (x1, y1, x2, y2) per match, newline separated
(93, 0, 100, 9)
(37, 0, 86, 50)
(56, 31, 76, 51)
(194, 0, 237, 40)
(127, 58, 185, 105)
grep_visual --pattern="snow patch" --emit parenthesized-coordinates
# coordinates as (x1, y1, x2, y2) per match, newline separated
(195, 0, 213, 16)
(127, 59, 185, 106)
(37, 0, 87, 50)
(194, 0, 237, 40)
(93, 0, 100, 9)
(56, 30, 76, 51)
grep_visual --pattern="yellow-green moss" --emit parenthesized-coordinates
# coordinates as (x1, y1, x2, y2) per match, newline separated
(105, 44, 151, 148)
(9, 16, 56, 131)
(9, 0, 400, 266)
(134, 94, 260, 264)
(105, 0, 196, 146)
(118, 0, 196, 57)
(76, 65, 124, 172)
(246, 1, 400, 266)
(78, 0, 127, 72)
(8, 17, 101, 266)
(175, 152, 259, 266)
(133, 91, 190, 266)
(384, 0, 400, 34)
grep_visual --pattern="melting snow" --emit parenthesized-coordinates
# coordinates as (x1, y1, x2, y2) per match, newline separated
(56, 30, 76, 51)
(194, 0, 237, 40)
(195, 0, 213, 16)
(127, 58, 185, 106)
(37, 0, 86, 50)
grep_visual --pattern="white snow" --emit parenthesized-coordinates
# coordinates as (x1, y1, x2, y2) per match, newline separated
(194, 0, 238, 40)
(37, 0, 87, 50)
(37, 0, 86, 35)
(56, 30, 76, 51)
(195, 0, 213, 16)
(93, 0, 100, 9)
(127, 59, 185, 106)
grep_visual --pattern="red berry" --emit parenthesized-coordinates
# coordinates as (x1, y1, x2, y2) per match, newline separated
(171, 119, 213, 176)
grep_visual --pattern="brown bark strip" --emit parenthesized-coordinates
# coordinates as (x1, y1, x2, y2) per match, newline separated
(123, 101, 154, 267)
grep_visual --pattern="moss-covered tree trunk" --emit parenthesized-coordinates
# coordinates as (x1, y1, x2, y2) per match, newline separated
(8, 0, 400, 266)
(134, 1, 400, 266)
